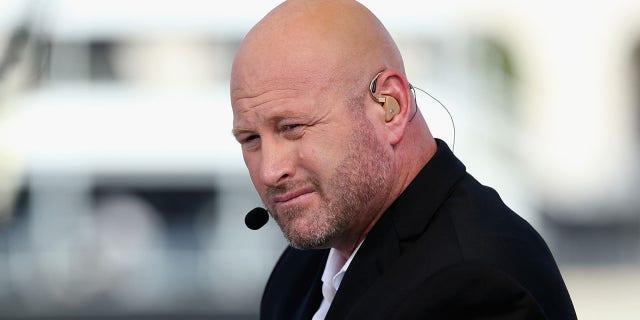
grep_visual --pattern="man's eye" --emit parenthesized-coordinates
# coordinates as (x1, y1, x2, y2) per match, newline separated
(283, 124, 301, 131)
(237, 134, 260, 148)
(281, 124, 305, 139)
(244, 135, 260, 143)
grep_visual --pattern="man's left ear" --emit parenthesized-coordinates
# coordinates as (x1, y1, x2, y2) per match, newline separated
(370, 71, 412, 145)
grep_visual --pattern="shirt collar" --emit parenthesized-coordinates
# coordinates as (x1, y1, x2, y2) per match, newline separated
(321, 241, 364, 291)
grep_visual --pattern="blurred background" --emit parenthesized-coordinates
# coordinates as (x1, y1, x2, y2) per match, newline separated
(0, 0, 638, 319)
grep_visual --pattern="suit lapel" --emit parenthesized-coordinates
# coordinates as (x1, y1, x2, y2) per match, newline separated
(298, 271, 324, 319)
(296, 250, 328, 320)
(325, 206, 400, 319)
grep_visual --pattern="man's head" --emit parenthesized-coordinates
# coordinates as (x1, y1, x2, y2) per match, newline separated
(230, 0, 436, 254)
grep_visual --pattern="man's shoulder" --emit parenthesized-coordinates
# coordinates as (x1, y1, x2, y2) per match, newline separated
(409, 174, 577, 319)
(442, 173, 548, 256)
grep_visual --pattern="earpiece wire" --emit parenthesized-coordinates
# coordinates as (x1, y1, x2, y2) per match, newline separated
(409, 83, 456, 152)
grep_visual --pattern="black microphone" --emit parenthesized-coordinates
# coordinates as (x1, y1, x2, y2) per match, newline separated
(245, 207, 269, 230)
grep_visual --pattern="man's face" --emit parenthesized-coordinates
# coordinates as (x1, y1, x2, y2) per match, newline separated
(231, 78, 393, 250)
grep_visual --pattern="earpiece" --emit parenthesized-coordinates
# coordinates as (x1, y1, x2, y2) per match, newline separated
(381, 96, 400, 121)
(369, 72, 400, 122)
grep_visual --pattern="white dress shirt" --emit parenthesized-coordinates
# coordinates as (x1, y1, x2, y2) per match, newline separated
(312, 243, 363, 320)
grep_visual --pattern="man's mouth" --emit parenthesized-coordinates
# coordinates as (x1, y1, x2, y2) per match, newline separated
(272, 187, 315, 210)
(274, 187, 314, 202)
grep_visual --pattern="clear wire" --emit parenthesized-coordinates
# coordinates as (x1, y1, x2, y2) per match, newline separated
(410, 84, 456, 152)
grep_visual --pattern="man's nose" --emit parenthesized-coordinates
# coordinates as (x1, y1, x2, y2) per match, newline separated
(260, 139, 296, 186)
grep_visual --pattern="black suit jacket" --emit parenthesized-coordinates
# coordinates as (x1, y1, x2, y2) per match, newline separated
(261, 140, 577, 320)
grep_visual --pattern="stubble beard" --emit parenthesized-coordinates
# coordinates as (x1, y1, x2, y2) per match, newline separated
(270, 114, 394, 250)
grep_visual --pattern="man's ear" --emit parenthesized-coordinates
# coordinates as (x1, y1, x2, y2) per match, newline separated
(369, 70, 413, 145)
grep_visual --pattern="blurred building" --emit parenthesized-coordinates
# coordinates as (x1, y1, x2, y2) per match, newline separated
(0, 0, 639, 319)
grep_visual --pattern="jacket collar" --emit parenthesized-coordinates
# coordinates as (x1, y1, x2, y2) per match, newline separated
(390, 138, 466, 241)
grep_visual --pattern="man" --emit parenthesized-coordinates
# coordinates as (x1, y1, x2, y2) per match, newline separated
(230, 0, 577, 319)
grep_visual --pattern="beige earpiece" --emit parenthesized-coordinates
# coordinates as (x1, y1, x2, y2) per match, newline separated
(381, 96, 400, 122)
(370, 72, 400, 122)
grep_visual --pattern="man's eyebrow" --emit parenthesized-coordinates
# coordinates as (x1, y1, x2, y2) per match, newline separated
(231, 127, 253, 136)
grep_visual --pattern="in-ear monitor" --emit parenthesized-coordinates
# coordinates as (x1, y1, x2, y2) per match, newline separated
(369, 71, 400, 122)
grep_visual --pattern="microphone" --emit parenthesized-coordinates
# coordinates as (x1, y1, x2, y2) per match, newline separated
(245, 207, 269, 230)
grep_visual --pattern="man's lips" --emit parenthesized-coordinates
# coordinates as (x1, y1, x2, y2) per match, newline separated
(272, 188, 315, 204)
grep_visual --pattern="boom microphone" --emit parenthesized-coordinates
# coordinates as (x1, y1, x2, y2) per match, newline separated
(245, 207, 269, 230)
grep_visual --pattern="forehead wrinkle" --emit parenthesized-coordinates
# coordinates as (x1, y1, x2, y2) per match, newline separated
(233, 88, 304, 118)
(232, 71, 334, 114)
(232, 87, 313, 133)
(232, 71, 316, 99)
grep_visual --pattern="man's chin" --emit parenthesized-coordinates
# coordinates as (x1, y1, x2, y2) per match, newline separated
(281, 224, 333, 250)
(287, 237, 331, 251)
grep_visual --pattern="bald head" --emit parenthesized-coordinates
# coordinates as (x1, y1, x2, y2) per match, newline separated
(231, 0, 405, 99)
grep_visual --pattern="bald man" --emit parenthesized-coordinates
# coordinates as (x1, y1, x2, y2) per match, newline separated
(230, 0, 576, 319)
